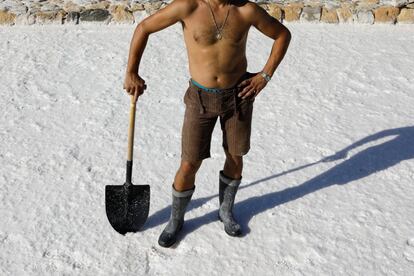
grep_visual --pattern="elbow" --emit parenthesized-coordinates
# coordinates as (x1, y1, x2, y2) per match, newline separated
(136, 20, 151, 36)
(283, 28, 292, 41)
(273, 27, 291, 42)
(280, 28, 291, 47)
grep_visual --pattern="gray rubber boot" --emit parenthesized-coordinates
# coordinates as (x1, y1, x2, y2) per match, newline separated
(158, 184, 195, 247)
(218, 170, 242, 236)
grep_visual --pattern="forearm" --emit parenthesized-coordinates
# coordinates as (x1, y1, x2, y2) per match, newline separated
(261, 30, 291, 77)
(126, 24, 150, 74)
(338, 129, 394, 154)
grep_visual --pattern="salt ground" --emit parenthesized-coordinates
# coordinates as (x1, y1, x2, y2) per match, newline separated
(0, 22, 413, 275)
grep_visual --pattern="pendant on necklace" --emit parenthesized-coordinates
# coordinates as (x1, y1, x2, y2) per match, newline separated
(216, 32, 222, 40)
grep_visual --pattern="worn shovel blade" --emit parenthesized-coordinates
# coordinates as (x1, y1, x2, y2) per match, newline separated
(105, 183, 150, 235)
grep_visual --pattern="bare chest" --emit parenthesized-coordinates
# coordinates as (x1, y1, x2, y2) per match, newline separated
(182, 5, 250, 46)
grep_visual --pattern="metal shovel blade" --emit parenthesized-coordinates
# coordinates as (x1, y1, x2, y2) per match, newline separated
(105, 183, 150, 235)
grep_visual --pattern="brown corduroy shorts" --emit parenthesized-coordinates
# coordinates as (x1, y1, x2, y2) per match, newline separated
(181, 72, 256, 162)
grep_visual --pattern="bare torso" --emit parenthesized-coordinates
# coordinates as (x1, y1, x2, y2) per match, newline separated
(180, 0, 251, 89)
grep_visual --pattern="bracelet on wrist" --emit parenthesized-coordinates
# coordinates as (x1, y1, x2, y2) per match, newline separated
(260, 71, 272, 82)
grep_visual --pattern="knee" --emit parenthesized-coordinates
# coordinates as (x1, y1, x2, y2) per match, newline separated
(179, 160, 202, 176)
(225, 151, 243, 167)
(232, 155, 243, 167)
(224, 154, 243, 178)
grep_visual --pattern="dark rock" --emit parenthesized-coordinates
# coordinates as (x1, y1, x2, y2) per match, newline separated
(79, 9, 110, 22)
(66, 11, 79, 24)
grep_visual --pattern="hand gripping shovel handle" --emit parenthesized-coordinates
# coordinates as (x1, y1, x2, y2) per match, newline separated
(126, 93, 138, 184)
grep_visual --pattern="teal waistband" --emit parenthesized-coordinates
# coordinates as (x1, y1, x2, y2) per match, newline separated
(190, 78, 234, 93)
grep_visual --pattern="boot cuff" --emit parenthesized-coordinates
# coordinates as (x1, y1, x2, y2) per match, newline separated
(219, 171, 242, 187)
(172, 184, 195, 197)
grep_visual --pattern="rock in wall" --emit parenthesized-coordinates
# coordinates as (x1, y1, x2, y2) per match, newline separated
(0, 0, 413, 25)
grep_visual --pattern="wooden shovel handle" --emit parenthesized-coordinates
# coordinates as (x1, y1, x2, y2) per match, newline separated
(127, 94, 137, 161)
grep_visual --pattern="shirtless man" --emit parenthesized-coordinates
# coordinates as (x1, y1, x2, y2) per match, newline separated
(123, 0, 291, 247)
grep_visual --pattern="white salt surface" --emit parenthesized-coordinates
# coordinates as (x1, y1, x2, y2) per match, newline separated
(0, 23, 414, 275)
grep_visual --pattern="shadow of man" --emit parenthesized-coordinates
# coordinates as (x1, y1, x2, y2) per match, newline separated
(145, 126, 414, 239)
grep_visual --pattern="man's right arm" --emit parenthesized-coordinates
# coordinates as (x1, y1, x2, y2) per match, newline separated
(124, 0, 194, 97)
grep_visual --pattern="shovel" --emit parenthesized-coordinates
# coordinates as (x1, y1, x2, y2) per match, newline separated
(105, 92, 150, 235)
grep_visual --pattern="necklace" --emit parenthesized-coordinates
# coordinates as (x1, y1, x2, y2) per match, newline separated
(206, 0, 231, 40)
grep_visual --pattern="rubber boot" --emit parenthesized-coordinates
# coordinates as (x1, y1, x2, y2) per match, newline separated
(218, 170, 242, 236)
(158, 183, 195, 247)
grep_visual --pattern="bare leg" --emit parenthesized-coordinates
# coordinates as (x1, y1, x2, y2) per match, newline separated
(173, 159, 203, 191)
(222, 149, 243, 179)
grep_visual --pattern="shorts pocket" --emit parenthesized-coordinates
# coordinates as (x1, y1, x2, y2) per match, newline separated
(183, 86, 199, 109)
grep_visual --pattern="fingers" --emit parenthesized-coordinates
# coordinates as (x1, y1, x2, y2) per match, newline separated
(133, 89, 139, 103)
(237, 74, 268, 99)
(124, 83, 147, 97)
(132, 87, 145, 103)
(237, 79, 250, 88)
(242, 90, 256, 100)
(237, 78, 253, 99)
(237, 72, 261, 88)
(238, 85, 257, 99)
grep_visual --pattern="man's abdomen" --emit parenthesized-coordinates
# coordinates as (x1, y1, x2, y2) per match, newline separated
(187, 47, 248, 89)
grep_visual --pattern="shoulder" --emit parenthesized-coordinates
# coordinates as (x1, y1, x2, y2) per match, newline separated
(232, 0, 260, 10)
(168, 0, 201, 12)
(244, 1, 267, 14)
(233, 0, 266, 18)
(165, 0, 198, 18)
(230, 0, 268, 26)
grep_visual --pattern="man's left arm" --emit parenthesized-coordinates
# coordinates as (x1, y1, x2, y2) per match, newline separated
(238, 3, 291, 99)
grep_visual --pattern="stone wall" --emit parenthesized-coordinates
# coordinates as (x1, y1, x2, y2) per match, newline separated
(0, 0, 413, 25)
